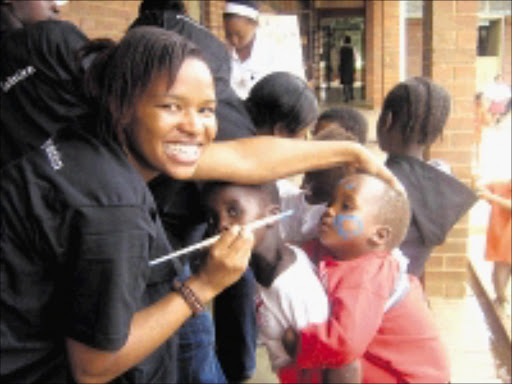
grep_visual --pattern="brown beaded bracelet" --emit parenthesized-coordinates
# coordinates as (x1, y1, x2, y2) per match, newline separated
(173, 280, 205, 316)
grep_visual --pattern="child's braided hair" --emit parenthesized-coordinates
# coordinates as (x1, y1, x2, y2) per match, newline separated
(382, 77, 451, 146)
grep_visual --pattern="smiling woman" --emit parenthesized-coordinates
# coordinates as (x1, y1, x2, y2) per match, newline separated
(1, 27, 253, 384)
(0, 26, 399, 384)
(125, 59, 217, 181)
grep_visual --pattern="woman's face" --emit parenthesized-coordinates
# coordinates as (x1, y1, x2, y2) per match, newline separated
(11, 0, 60, 24)
(224, 15, 257, 51)
(127, 58, 217, 181)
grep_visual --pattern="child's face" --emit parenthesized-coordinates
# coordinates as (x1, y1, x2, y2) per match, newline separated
(205, 185, 267, 245)
(319, 175, 382, 259)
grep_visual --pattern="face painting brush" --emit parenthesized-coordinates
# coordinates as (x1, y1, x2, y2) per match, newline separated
(149, 209, 294, 267)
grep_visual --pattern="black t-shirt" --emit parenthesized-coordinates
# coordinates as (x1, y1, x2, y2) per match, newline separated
(385, 154, 477, 276)
(0, 20, 90, 168)
(0, 126, 180, 383)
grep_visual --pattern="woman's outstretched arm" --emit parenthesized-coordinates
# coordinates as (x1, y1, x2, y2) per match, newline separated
(192, 136, 401, 190)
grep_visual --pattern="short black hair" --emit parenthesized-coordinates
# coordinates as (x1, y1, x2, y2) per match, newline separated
(138, 0, 185, 15)
(380, 77, 451, 146)
(202, 181, 281, 210)
(346, 174, 411, 249)
(370, 176, 410, 249)
(316, 106, 368, 143)
(82, 27, 204, 145)
(245, 72, 318, 137)
(303, 126, 359, 205)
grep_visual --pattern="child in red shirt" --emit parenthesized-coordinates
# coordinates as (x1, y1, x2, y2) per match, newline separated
(282, 174, 450, 383)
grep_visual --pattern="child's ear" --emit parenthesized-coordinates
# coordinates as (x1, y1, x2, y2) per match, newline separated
(378, 111, 393, 133)
(368, 225, 392, 247)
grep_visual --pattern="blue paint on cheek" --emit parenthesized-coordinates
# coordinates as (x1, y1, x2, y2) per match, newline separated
(334, 214, 363, 239)
(344, 183, 355, 190)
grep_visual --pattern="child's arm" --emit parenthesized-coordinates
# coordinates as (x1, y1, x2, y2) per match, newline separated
(476, 187, 512, 210)
(281, 287, 386, 369)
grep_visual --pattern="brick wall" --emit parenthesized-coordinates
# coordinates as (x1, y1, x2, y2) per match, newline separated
(423, 0, 478, 298)
(504, 15, 511, 85)
(365, 1, 400, 107)
(262, 0, 300, 13)
(365, 1, 382, 107)
(382, 1, 400, 98)
(59, 1, 139, 41)
(203, 0, 225, 40)
(406, 18, 423, 78)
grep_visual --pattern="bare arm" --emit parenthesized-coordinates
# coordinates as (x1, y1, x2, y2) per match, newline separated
(66, 226, 254, 383)
(477, 188, 512, 210)
(192, 137, 401, 191)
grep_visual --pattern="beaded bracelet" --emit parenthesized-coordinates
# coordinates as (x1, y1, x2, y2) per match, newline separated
(173, 280, 205, 316)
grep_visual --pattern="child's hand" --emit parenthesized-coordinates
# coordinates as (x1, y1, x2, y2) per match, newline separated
(282, 326, 298, 359)
(475, 186, 488, 198)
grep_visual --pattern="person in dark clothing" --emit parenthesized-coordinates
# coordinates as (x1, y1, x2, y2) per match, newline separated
(1, 26, 256, 384)
(338, 35, 355, 103)
(129, 2, 256, 382)
(377, 77, 478, 285)
(0, 0, 90, 168)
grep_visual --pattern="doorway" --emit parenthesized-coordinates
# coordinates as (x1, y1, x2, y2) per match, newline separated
(317, 13, 365, 104)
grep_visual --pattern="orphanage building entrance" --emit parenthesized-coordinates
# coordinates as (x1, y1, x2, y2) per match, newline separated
(317, 8, 365, 106)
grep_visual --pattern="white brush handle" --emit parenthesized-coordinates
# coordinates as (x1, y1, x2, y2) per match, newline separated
(149, 210, 294, 266)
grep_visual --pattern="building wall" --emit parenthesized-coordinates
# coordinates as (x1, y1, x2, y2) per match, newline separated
(315, 0, 365, 9)
(504, 15, 512, 84)
(59, 1, 139, 40)
(202, 0, 226, 40)
(406, 18, 423, 78)
(423, 0, 478, 298)
(365, 0, 400, 107)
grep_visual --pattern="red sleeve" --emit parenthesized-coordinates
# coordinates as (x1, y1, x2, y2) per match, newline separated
(296, 284, 387, 368)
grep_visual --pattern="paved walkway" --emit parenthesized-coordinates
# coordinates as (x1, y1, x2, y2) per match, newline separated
(247, 282, 511, 383)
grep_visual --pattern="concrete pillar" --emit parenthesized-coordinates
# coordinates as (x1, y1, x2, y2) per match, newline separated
(422, 0, 478, 298)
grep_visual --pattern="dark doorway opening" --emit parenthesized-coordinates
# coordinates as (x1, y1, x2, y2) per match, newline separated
(317, 10, 365, 105)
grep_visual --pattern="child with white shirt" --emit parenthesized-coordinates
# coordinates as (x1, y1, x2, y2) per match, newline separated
(203, 181, 360, 383)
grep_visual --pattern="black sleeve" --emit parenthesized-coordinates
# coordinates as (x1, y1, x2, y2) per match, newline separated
(66, 205, 152, 351)
(0, 21, 90, 167)
(32, 20, 89, 75)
